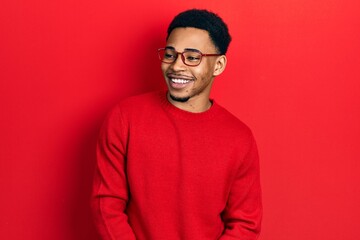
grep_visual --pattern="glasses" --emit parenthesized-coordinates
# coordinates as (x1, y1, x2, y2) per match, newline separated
(158, 48, 222, 67)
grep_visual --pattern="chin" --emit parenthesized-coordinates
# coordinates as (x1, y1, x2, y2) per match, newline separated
(168, 92, 191, 103)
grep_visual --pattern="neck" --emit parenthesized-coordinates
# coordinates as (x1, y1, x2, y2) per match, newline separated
(167, 92, 212, 113)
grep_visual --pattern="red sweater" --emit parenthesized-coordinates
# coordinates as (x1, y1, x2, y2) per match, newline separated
(92, 91, 262, 240)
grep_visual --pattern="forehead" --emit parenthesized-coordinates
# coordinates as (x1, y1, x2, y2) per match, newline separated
(166, 27, 216, 52)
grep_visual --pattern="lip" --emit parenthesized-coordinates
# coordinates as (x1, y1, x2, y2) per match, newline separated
(166, 75, 194, 90)
(166, 73, 194, 80)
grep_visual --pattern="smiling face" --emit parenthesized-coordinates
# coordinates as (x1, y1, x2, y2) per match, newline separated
(161, 27, 227, 112)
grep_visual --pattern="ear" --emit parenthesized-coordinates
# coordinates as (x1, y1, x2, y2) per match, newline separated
(213, 55, 227, 77)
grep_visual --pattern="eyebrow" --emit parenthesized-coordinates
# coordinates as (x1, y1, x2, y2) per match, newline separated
(165, 46, 201, 53)
(184, 48, 201, 53)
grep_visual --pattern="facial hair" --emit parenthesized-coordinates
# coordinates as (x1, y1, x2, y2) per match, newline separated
(169, 93, 190, 102)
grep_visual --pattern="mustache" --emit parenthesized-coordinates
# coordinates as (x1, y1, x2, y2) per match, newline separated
(166, 72, 194, 80)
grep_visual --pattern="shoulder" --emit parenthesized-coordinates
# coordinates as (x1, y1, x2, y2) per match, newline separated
(105, 91, 166, 124)
(118, 91, 162, 108)
(101, 91, 164, 132)
(111, 91, 163, 113)
(215, 102, 253, 135)
(210, 102, 258, 162)
(211, 102, 256, 152)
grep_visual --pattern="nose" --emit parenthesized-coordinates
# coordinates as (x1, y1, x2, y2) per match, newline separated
(170, 53, 186, 71)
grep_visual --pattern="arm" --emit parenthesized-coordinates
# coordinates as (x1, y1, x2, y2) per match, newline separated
(91, 106, 136, 240)
(219, 135, 262, 240)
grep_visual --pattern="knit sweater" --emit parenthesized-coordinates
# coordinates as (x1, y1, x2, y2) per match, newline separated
(92, 91, 262, 240)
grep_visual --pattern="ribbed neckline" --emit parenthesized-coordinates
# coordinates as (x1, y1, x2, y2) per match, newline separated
(158, 90, 221, 121)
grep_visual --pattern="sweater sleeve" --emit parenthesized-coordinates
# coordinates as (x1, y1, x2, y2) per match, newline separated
(91, 106, 136, 240)
(219, 134, 262, 240)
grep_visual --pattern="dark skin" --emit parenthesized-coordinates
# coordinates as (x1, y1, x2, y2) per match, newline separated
(161, 27, 227, 113)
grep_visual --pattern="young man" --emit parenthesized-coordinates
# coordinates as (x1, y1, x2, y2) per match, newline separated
(92, 9, 262, 240)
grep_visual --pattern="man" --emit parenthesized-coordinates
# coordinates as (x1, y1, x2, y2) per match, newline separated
(92, 9, 262, 240)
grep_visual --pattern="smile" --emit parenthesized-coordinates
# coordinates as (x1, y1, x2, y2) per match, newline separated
(171, 78, 191, 84)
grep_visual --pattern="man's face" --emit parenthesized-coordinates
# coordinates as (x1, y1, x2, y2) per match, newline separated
(161, 27, 222, 103)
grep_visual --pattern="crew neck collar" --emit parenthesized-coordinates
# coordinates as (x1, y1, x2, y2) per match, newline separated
(159, 90, 220, 121)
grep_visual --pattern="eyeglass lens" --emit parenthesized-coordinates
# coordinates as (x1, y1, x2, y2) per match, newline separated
(159, 49, 202, 66)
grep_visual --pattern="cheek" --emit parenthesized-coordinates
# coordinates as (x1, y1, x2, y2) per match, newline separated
(161, 64, 168, 74)
(194, 66, 212, 80)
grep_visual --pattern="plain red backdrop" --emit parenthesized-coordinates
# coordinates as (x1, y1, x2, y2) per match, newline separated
(1, 0, 359, 239)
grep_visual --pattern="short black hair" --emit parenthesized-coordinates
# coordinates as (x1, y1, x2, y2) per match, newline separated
(167, 9, 232, 55)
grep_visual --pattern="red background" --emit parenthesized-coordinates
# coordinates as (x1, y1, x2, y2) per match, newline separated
(1, 0, 359, 239)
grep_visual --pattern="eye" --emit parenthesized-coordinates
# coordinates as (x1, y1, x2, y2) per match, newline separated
(163, 49, 177, 60)
(185, 54, 201, 62)
(164, 53, 174, 59)
(186, 56, 200, 62)
(185, 52, 201, 62)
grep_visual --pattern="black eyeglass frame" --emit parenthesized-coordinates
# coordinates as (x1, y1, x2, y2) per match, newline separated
(157, 47, 222, 67)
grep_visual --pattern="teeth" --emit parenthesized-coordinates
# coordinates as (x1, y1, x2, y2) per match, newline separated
(171, 78, 190, 84)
